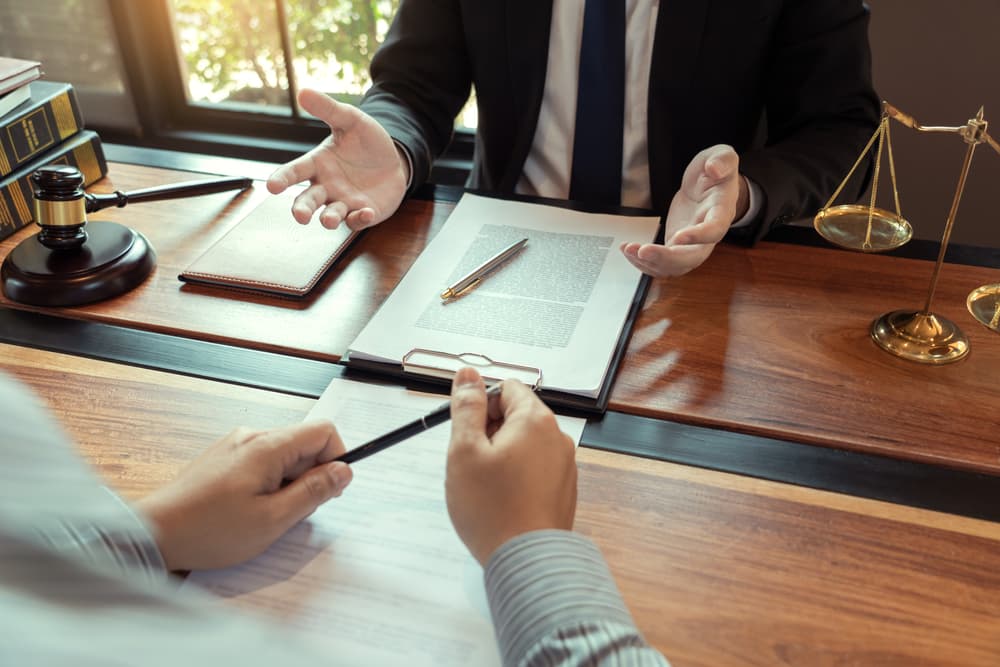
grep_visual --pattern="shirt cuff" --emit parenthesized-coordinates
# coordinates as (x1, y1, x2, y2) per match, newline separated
(731, 175, 763, 229)
(105, 488, 169, 582)
(393, 139, 414, 191)
(484, 529, 637, 666)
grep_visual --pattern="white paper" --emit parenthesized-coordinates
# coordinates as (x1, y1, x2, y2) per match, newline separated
(186, 377, 586, 667)
(347, 194, 661, 397)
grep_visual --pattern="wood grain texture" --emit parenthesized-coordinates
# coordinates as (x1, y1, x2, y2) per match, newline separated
(0, 163, 450, 360)
(1, 162, 999, 474)
(3, 345, 999, 667)
(616, 241, 1000, 474)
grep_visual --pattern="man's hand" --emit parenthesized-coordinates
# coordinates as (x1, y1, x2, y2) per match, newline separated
(267, 88, 409, 231)
(445, 368, 577, 566)
(621, 144, 749, 277)
(136, 421, 353, 572)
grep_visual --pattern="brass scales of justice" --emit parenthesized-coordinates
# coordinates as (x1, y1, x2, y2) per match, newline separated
(813, 101, 1000, 364)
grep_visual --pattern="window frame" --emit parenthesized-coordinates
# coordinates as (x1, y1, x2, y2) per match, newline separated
(101, 0, 473, 180)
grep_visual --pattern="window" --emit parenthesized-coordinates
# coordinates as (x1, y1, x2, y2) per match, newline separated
(172, 1, 385, 111)
(0, 0, 473, 180)
(0, 0, 139, 132)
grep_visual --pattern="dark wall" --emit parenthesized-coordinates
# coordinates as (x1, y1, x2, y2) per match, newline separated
(867, 0, 1000, 247)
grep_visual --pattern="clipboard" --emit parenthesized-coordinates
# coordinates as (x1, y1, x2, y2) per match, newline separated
(343, 268, 653, 414)
(341, 192, 663, 415)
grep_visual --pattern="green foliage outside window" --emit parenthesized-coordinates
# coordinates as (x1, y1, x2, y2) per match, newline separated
(171, 0, 400, 109)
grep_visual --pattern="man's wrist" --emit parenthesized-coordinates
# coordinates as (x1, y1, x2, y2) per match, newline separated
(732, 175, 762, 229)
(393, 140, 414, 191)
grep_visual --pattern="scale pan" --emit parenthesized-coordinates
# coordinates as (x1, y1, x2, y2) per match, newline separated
(967, 284, 1000, 333)
(813, 204, 912, 252)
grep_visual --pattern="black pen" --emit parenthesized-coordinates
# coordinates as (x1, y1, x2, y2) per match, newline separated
(334, 383, 504, 464)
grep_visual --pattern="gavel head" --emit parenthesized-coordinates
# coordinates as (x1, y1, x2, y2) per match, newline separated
(31, 165, 88, 251)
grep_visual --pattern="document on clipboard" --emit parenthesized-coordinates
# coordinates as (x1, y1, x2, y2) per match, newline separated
(343, 193, 662, 412)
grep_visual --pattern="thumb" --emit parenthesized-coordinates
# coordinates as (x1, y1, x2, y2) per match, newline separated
(702, 145, 738, 182)
(270, 461, 352, 528)
(449, 367, 488, 457)
(298, 87, 358, 133)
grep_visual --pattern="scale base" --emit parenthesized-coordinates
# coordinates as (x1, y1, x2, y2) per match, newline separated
(967, 284, 1000, 333)
(1, 221, 156, 307)
(870, 309, 969, 364)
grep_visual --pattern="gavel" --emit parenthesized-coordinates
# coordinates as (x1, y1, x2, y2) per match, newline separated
(1, 165, 253, 306)
(31, 165, 252, 250)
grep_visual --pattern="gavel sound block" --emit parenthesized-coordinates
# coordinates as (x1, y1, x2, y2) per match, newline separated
(0, 165, 252, 307)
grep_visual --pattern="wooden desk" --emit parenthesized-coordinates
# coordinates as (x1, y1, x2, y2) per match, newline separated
(0, 164, 449, 359)
(3, 344, 998, 667)
(1, 161, 998, 477)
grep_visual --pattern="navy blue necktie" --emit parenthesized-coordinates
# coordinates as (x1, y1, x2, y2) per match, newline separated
(569, 0, 626, 206)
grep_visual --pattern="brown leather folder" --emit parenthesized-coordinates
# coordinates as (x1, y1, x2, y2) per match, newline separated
(179, 188, 360, 298)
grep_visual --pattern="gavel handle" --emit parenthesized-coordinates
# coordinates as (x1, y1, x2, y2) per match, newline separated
(84, 176, 254, 213)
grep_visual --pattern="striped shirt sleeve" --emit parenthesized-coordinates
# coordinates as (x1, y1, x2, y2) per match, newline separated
(33, 487, 168, 584)
(484, 529, 671, 667)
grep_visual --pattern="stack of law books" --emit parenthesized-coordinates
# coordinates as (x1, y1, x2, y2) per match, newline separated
(0, 56, 108, 242)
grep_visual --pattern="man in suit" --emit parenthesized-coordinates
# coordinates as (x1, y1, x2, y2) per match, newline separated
(268, 0, 879, 277)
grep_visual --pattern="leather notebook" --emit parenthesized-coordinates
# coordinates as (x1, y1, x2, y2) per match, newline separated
(179, 188, 361, 298)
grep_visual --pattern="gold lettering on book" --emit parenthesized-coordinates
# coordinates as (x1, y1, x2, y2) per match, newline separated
(11, 110, 55, 162)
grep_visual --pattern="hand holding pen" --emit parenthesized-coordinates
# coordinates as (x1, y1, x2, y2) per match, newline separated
(440, 238, 528, 301)
(334, 382, 505, 463)
(445, 367, 578, 565)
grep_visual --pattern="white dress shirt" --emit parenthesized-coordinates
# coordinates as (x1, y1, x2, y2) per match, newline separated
(516, 0, 760, 224)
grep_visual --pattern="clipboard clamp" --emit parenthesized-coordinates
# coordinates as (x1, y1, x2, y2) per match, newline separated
(402, 348, 542, 389)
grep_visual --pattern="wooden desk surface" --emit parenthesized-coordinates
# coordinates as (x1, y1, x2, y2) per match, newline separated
(1, 162, 999, 475)
(3, 344, 998, 667)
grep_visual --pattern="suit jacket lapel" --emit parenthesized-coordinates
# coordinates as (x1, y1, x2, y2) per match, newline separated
(501, 0, 554, 190)
(648, 1, 709, 210)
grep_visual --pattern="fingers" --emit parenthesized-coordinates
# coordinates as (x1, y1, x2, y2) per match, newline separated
(267, 155, 315, 196)
(682, 144, 738, 197)
(255, 420, 348, 482)
(344, 208, 377, 230)
(668, 202, 733, 246)
(265, 88, 357, 195)
(319, 202, 349, 229)
(289, 183, 329, 224)
(259, 418, 354, 529)
(298, 87, 359, 133)
(702, 145, 739, 181)
(493, 377, 537, 423)
(270, 461, 353, 528)
(449, 367, 488, 458)
(277, 176, 374, 230)
(620, 241, 712, 277)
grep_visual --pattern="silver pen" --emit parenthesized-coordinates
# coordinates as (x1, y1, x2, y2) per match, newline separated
(440, 237, 528, 301)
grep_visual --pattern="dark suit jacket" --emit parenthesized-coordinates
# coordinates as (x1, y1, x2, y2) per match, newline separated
(360, 0, 880, 241)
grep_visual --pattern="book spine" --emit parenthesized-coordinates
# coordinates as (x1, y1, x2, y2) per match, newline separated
(0, 130, 106, 243)
(0, 83, 83, 177)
